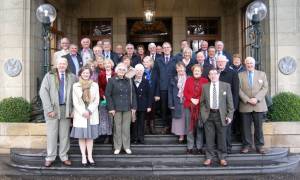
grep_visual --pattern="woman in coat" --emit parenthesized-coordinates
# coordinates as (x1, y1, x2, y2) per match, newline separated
(168, 62, 187, 143)
(98, 59, 115, 141)
(105, 62, 137, 155)
(183, 64, 209, 154)
(70, 65, 100, 166)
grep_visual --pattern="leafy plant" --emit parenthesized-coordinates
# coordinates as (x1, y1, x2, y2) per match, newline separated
(0, 97, 31, 122)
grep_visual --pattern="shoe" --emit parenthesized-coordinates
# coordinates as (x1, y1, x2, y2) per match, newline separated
(186, 149, 193, 154)
(82, 157, 88, 167)
(44, 160, 53, 167)
(227, 148, 232, 154)
(88, 160, 96, 167)
(114, 149, 120, 155)
(256, 148, 267, 154)
(139, 140, 145, 144)
(132, 140, 138, 144)
(62, 160, 72, 166)
(241, 148, 249, 154)
(196, 149, 204, 155)
(178, 138, 184, 144)
(220, 159, 228, 167)
(203, 159, 212, 166)
(125, 149, 132, 154)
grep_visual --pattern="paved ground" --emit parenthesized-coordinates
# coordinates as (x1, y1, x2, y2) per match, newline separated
(1, 155, 300, 180)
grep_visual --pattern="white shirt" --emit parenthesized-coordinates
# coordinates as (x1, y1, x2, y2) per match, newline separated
(209, 81, 219, 109)
(53, 49, 69, 66)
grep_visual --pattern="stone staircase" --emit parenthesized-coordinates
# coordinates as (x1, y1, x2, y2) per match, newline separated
(9, 133, 300, 177)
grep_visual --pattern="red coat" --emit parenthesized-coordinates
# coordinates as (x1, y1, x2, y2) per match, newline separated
(98, 70, 115, 99)
(183, 77, 209, 108)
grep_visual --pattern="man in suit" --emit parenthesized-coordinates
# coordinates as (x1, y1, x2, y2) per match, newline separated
(53, 37, 70, 67)
(239, 57, 268, 154)
(195, 51, 213, 79)
(125, 43, 141, 67)
(205, 46, 217, 68)
(115, 44, 124, 62)
(156, 45, 163, 55)
(79, 37, 94, 66)
(200, 68, 234, 166)
(215, 41, 232, 65)
(195, 40, 208, 59)
(39, 57, 77, 167)
(216, 55, 240, 153)
(154, 42, 177, 134)
(148, 43, 161, 61)
(63, 44, 83, 76)
(102, 39, 120, 66)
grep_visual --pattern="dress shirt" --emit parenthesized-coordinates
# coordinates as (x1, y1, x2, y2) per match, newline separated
(71, 54, 80, 75)
(209, 81, 219, 109)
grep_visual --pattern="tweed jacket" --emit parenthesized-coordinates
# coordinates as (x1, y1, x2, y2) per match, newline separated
(72, 82, 99, 128)
(39, 69, 77, 121)
(200, 81, 234, 126)
(238, 70, 268, 113)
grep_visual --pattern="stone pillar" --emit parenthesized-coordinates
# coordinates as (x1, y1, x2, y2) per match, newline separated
(0, 0, 40, 101)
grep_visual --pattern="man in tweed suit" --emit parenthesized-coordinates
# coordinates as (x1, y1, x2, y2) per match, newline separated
(239, 57, 268, 154)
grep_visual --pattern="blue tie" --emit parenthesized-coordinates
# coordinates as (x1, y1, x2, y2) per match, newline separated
(165, 56, 169, 64)
(248, 71, 253, 87)
(59, 73, 65, 104)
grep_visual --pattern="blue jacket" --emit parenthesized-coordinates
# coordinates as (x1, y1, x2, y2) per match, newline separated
(63, 53, 83, 75)
(154, 55, 177, 91)
(133, 77, 152, 111)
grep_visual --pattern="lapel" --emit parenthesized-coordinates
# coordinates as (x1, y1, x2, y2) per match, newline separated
(253, 70, 259, 88)
(205, 83, 211, 108)
(65, 73, 71, 98)
(219, 82, 225, 106)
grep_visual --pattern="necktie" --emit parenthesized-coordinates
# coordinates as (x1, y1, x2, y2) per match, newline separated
(165, 56, 169, 64)
(248, 71, 253, 87)
(211, 58, 216, 68)
(105, 53, 109, 59)
(212, 83, 217, 109)
(59, 73, 65, 104)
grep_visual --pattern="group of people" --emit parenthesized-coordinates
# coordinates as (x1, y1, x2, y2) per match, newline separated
(40, 37, 269, 168)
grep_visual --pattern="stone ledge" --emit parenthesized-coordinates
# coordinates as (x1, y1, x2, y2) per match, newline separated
(0, 123, 46, 136)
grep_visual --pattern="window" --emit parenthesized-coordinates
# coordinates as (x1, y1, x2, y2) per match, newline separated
(78, 18, 112, 47)
(186, 18, 221, 51)
(50, 16, 64, 67)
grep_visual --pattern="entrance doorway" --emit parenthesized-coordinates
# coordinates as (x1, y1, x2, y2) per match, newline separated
(127, 18, 172, 53)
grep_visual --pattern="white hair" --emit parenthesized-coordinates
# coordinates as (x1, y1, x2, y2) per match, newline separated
(115, 62, 128, 73)
(216, 55, 228, 62)
(134, 63, 145, 72)
(57, 57, 68, 64)
(125, 43, 134, 49)
(245, 56, 256, 65)
(215, 41, 224, 46)
(183, 47, 192, 55)
(148, 43, 156, 49)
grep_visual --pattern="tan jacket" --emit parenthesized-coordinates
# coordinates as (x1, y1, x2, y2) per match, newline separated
(238, 70, 268, 112)
(200, 81, 234, 126)
(72, 82, 100, 128)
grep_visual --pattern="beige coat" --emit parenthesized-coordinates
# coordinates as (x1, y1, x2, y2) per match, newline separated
(39, 69, 76, 121)
(200, 81, 234, 126)
(72, 82, 100, 128)
(238, 70, 268, 113)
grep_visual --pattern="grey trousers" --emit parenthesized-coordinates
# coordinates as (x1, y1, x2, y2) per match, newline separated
(45, 105, 70, 162)
(204, 111, 227, 160)
(185, 108, 204, 150)
(113, 111, 131, 150)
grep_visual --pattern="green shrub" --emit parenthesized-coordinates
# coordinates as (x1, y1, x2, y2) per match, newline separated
(268, 92, 300, 121)
(0, 97, 31, 122)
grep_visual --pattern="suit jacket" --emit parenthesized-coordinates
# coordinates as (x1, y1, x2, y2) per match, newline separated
(133, 77, 152, 111)
(103, 51, 120, 66)
(238, 70, 268, 113)
(154, 55, 177, 91)
(63, 53, 83, 75)
(129, 53, 142, 67)
(168, 76, 184, 119)
(200, 81, 234, 126)
(219, 67, 240, 110)
(39, 69, 77, 121)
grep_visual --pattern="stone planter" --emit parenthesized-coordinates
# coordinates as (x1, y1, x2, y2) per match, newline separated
(0, 123, 46, 154)
(264, 122, 300, 153)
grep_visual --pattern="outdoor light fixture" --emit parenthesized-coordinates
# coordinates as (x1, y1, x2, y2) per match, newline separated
(36, 3, 57, 75)
(246, 0, 267, 70)
(144, 10, 155, 24)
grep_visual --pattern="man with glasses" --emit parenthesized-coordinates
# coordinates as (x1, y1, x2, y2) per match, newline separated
(53, 37, 70, 67)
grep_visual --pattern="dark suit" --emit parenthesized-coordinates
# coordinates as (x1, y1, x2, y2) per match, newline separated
(63, 53, 83, 75)
(219, 67, 239, 152)
(200, 62, 214, 79)
(132, 78, 152, 142)
(103, 51, 120, 67)
(129, 54, 142, 67)
(154, 55, 177, 129)
(200, 81, 234, 160)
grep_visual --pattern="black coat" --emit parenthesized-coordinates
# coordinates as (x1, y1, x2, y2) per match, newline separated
(103, 51, 120, 66)
(168, 76, 183, 119)
(154, 55, 177, 91)
(63, 53, 83, 75)
(130, 54, 142, 67)
(201, 62, 214, 79)
(219, 67, 239, 110)
(105, 76, 137, 111)
(133, 78, 152, 111)
(144, 69, 160, 99)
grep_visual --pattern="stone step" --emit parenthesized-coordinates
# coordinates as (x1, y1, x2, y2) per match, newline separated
(9, 155, 300, 176)
(10, 148, 289, 164)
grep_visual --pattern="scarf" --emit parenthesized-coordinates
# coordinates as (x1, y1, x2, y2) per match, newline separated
(190, 77, 203, 131)
(79, 78, 93, 105)
(177, 73, 187, 103)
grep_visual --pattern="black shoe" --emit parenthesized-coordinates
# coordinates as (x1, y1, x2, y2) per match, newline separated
(186, 149, 193, 154)
(227, 148, 232, 154)
(88, 160, 96, 167)
(196, 149, 204, 155)
(139, 140, 145, 144)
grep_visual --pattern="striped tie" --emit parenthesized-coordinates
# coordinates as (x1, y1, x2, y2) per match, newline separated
(212, 83, 217, 109)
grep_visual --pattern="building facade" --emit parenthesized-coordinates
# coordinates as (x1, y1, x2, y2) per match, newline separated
(0, 0, 299, 101)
